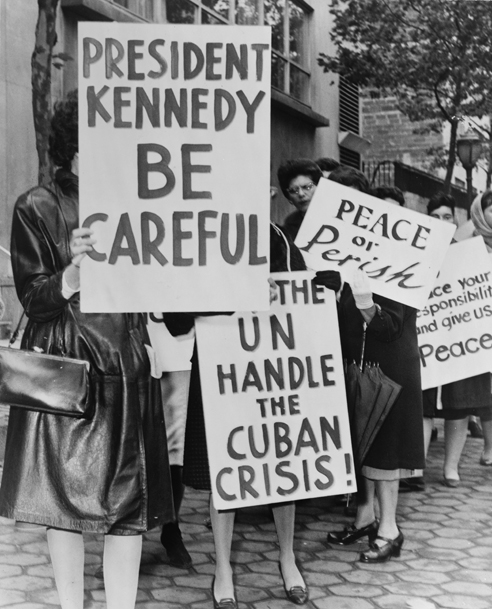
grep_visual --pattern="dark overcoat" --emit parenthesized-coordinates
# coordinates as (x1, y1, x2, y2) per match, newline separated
(0, 170, 174, 534)
(338, 285, 425, 471)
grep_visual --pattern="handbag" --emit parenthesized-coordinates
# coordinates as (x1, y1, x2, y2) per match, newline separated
(0, 311, 92, 418)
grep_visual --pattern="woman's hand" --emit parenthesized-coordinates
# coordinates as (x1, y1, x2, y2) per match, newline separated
(70, 227, 95, 267)
(351, 269, 374, 310)
(269, 277, 279, 303)
(313, 270, 341, 292)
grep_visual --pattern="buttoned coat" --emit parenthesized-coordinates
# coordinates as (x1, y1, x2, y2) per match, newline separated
(0, 170, 173, 533)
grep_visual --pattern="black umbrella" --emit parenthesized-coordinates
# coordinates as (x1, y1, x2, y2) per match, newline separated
(356, 364, 402, 464)
(344, 325, 402, 469)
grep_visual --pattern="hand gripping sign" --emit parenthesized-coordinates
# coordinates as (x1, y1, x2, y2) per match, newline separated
(195, 272, 356, 510)
(295, 180, 456, 310)
(418, 238, 492, 389)
(78, 23, 271, 313)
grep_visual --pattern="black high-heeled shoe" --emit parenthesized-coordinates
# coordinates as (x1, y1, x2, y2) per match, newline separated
(359, 529, 404, 563)
(327, 520, 378, 545)
(211, 577, 237, 609)
(279, 564, 308, 605)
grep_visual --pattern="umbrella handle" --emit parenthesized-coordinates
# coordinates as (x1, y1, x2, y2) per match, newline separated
(359, 322, 367, 372)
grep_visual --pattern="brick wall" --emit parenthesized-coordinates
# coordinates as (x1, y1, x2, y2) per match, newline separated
(362, 96, 444, 168)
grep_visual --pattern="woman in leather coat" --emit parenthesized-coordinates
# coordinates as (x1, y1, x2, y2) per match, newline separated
(0, 92, 173, 609)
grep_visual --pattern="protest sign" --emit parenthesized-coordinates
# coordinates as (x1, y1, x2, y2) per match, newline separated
(418, 238, 492, 389)
(78, 23, 271, 312)
(195, 271, 355, 510)
(295, 179, 456, 309)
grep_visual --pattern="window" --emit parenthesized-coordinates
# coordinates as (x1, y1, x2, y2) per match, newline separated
(266, 0, 310, 104)
(165, 0, 311, 103)
(113, 0, 155, 20)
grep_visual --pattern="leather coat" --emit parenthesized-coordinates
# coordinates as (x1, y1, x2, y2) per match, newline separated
(0, 170, 174, 533)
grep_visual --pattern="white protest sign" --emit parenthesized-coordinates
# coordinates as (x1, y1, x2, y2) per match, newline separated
(78, 23, 271, 312)
(195, 271, 356, 510)
(295, 180, 456, 309)
(418, 238, 492, 389)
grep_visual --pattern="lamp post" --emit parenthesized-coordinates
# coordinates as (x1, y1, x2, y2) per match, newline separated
(456, 128, 482, 216)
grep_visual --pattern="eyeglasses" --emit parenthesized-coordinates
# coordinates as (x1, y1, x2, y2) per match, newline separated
(287, 182, 315, 196)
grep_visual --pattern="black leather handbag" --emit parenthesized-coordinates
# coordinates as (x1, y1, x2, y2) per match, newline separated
(0, 312, 92, 418)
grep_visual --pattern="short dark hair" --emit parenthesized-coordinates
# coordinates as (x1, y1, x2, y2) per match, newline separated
(49, 90, 78, 170)
(427, 192, 455, 216)
(315, 157, 340, 173)
(373, 185, 405, 206)
(481, 190, 492, 211)
(277, 159, 323, 198)
(327, 166, 370, 194)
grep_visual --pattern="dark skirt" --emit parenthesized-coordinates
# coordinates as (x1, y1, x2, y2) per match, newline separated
(423, 374, 492, 421)
(182, 349, 212, 491)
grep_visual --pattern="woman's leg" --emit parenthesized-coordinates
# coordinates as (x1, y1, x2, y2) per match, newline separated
(46, 528, 84, 609)
(423, 417, 434, 460)
(271, 502, 305, 590)
(374, 479, 399, 542)
(480, 417, 492, 462)
(354, 477, 377, 529)
(443, 417, 468, 480)
(103, 534, 142, 609)
(210, 495, 236, 601)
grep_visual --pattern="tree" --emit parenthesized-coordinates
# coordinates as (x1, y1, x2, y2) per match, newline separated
(318, 0, 492, 191)
(32, 0, 60, 186)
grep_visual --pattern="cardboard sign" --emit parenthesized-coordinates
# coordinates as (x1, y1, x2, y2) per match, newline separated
(78, 23, 271, 312)
(295, 180, 456, 309)
(195, 271, 356, 510)
(418, 238, 492, 389)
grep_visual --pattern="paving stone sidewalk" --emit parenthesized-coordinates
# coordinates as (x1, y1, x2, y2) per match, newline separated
(1, 420, 492, 609)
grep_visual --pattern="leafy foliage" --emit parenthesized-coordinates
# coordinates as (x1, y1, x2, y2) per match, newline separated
(319, 0, 492, 189)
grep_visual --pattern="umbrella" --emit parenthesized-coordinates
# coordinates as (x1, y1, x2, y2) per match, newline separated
(345, 360, 402, 468)
(357, 364, 402, 464)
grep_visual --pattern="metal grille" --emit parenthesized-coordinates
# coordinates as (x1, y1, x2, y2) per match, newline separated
(339, 76, 360, 134)
(340, 146, 361, 170)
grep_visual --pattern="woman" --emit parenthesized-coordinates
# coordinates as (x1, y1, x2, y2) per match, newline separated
(0, 91, 173, 609)
(452, 190, 492, 468)
(277, 159, 323, 241)
(167, 224, 340, 608)
(326, 168, 424, 563)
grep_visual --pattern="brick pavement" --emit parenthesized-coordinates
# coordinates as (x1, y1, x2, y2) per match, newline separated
(1, 420, 492, 609)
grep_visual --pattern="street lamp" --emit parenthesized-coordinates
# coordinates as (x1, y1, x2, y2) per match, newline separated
(456, 128, 482, 215)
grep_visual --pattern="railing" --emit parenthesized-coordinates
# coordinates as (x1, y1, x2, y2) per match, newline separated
(362, 160, 395, 187)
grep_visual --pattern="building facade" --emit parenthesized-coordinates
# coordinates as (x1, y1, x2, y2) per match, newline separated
(1, 0, 362, 324)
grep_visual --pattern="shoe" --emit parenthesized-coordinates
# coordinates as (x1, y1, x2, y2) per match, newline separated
(327, 520, 378, 545)
(399, 476, 425, 493)
(211, 577, 237, 609)
(479, 453, 492, 466)
(359, 530, 404, 563)
(469, 419, 483, 438)
(442, 476, 460, 488)
(161, 522, 192, 569)
(279, 564, 308, 605)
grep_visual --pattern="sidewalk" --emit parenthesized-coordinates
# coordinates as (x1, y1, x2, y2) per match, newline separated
(0, 419, 492, 609)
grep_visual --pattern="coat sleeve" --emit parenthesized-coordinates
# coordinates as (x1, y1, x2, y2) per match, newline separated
(10, 190, 69, 323)
(366, 294, 408, 343)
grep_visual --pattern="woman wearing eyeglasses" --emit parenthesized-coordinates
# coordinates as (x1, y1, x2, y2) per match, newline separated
(277, 159, 323, 241)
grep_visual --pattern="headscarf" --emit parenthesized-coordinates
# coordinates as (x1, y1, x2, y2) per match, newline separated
(471, 191, 492, 251)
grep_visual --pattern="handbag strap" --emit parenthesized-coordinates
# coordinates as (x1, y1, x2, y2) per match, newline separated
(271, 224, 292, 272)
(9, 311, 25, 348)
